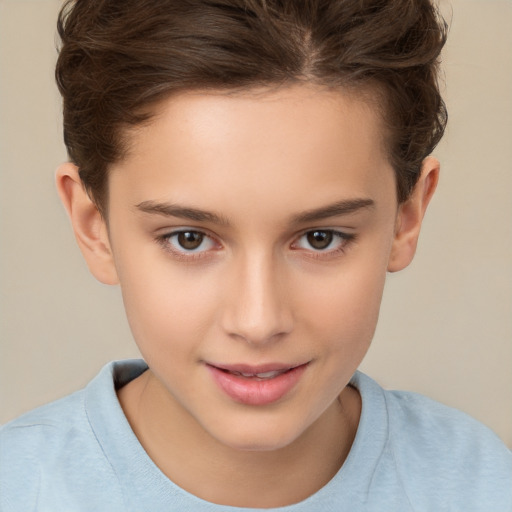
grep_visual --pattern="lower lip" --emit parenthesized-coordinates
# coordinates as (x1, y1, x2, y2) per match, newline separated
(207, 364, 308, 406)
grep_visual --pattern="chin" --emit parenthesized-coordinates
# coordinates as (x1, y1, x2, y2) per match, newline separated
(230, 437, 292, 452)
(208, 417, 305, 453)
(222, 437, 295, 453)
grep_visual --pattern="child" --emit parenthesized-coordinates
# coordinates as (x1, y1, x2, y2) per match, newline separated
(1, 0, 511, 510)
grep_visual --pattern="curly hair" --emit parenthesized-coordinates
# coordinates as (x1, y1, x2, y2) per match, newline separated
(56, 0, 447, 214)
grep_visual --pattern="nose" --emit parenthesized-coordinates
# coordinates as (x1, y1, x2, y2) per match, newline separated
(221, 251, 294, 345)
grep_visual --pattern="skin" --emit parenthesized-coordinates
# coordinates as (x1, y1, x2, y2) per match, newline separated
(57, 84, 439, 508)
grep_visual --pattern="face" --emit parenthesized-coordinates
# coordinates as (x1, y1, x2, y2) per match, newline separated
(99, 85, 401, 450)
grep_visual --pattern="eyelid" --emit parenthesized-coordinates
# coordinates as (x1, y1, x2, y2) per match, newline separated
(156, 228, 222, 261)
(291, 228, 356, 256)
(155, 226, 355, 262)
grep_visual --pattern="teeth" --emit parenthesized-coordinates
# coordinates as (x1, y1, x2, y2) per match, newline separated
(255, 371, 283, 378)
(237, 370, 285, 379)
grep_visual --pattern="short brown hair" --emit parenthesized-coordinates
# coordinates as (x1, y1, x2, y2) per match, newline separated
(56, 0, 447, 214)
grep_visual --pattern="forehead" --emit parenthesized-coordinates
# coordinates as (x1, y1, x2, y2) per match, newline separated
(109, 84, 395, 214)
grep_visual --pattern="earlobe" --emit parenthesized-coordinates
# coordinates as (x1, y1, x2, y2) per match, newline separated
(387, 157, 440, 272)
(56, 163, 119, 285)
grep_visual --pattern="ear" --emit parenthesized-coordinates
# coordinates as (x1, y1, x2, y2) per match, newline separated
(387, 157, 440, 272)
(56, 163, 119, 285)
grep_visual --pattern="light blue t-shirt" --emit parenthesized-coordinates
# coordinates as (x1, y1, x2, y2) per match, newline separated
(1, 360, 511, 511)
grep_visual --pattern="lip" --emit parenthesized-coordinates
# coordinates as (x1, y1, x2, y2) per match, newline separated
(209, 362, 303, 374)
(206, 362, 309, 406)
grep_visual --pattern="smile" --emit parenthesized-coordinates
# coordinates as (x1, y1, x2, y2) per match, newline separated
(205, 362, 309, 406)
(228, 369, 288, 380)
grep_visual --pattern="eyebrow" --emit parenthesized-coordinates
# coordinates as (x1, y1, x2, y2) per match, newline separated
(290, 198, 375, 224)
(135, 200, 231, 226)
(135, 197, 374, 226)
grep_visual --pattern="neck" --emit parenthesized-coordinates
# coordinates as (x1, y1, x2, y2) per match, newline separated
(118, 370, 361, 508)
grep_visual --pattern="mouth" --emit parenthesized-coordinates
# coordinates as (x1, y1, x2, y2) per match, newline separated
(227, 369, 290, 380)
(205, 362, 309, 405)
(210, 362, 304, 378)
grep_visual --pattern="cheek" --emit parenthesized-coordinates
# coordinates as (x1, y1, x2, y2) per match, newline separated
(115, 252, 220, 358)
(299, 253, 388, 354)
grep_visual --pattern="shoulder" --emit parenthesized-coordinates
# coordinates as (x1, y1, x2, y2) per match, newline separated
(1, 388, 88, 459)
(0, 359, 146, 448)
(350, 372, 512, 510)
(0, 361, 141, 511)
(381, 381, 512, 509)
(383, 386, 511, 456)
(0, 390, 92, 509)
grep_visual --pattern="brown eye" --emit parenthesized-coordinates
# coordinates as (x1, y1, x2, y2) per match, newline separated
(306, 230, 333, 250)
(292, 229, 354, 255)
(162, 229, 217, 258)
(177, 231, 204, 250)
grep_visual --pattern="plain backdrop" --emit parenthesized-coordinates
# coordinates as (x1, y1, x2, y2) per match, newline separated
(1, 0, 511, 447)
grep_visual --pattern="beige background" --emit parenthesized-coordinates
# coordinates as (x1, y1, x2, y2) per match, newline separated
(1, 0, 511, 447)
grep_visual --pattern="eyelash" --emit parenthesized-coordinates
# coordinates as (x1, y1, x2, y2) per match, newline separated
(291, 229, 356, 259)
(156, 229, 221, 262)
(156, 228, 356, 261)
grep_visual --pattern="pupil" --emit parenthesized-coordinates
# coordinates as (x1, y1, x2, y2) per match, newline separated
(178, 231, 203, 250)
(307, 230, 332, 250)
